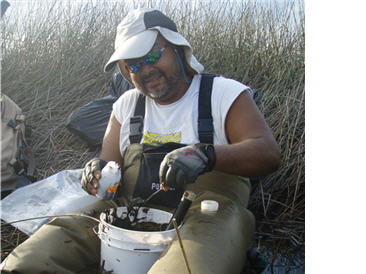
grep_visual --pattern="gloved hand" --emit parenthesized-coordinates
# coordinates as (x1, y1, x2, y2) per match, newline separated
(81, 158, 107, 195)
(159, 144, 216, 189)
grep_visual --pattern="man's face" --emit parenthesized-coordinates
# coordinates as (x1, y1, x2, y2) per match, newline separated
(121, 35, 187, 104)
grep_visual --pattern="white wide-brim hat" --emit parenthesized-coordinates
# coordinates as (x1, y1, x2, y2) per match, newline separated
(104, 8, 204, 79)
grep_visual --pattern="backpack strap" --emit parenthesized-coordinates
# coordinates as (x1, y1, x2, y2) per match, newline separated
(198, 73, 218, 144)
(129, 94, 146, 144)
(7, 114, 36, 178)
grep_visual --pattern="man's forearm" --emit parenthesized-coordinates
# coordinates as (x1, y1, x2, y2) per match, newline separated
(213, 137, 280, 177)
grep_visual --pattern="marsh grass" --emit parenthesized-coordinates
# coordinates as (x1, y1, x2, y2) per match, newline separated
(1, 0, 304, 270)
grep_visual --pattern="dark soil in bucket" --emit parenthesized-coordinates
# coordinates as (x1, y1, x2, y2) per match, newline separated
(106, 207, 169, 232)
(112, 218, 169, 231)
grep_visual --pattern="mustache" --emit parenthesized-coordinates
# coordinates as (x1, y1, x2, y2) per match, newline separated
(141, 71, 164, 84)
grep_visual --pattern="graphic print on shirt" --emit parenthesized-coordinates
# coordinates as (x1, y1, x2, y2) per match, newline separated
(143, 131, 181, 146)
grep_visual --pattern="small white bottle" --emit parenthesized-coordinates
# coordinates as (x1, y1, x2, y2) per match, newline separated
(96, 161, 121, 200)
(201, 200, 219, 214)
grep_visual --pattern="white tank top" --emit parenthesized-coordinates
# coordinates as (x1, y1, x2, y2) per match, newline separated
(112, 74, 249, 155)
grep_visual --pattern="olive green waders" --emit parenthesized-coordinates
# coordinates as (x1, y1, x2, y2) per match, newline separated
(1, 144, 255, 274)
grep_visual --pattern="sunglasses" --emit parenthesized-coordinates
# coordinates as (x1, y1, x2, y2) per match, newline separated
(125, 46, 167, 74)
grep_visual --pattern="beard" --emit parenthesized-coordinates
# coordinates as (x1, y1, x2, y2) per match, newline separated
(136, 69, 181, 102)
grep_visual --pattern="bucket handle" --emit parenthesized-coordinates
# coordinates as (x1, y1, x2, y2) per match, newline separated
(93, 225, 99, 236)
(93, 224, 109, 236)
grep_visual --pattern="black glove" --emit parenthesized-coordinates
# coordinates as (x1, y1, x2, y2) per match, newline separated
(159, 144, 216, 189)
(81, 158, 107, 193)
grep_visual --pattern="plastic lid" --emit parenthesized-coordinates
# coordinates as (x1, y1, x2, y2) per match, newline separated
(201, 200, 219, 213)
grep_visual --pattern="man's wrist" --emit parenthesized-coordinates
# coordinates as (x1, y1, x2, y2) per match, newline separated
(196, 144, 216, 171)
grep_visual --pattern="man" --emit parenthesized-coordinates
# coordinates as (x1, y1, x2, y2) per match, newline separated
(82, 8, 279, 199)
(81, 7, 280, 273)
(1, 8, 279, 274)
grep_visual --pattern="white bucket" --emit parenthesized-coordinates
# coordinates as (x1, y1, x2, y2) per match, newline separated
(97, 207, 178, 274)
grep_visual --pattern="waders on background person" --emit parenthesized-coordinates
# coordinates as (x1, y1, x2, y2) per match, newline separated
(1, 8, 280, 273)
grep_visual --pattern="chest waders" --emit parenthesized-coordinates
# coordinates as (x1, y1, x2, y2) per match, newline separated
(2, 74, 256, 274)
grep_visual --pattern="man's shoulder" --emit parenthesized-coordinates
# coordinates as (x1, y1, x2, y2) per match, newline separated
(214, 74, 243, 84)
(210, 75, 249, 93)
(121, 88, 140, 98)
(116, 88, 140, 103)
(197, 73, 247, 88)
(113, 88, 141, 113)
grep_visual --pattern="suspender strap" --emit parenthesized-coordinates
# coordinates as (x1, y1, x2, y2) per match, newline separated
(198, 74, 217, 144)
(129, 94, 146, 144)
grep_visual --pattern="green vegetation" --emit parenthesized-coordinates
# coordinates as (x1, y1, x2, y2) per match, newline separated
(1, 0, 304, 270)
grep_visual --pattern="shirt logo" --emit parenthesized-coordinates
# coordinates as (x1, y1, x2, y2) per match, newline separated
(143, 131, 181, 146)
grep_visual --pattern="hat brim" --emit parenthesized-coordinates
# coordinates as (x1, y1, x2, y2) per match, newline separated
(104, 30, 158, 72)
(105, 26, 204, 83)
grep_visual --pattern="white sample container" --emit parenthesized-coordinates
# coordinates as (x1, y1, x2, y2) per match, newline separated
(97, 161, 121, 200)
(97, 207, 179, 274)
